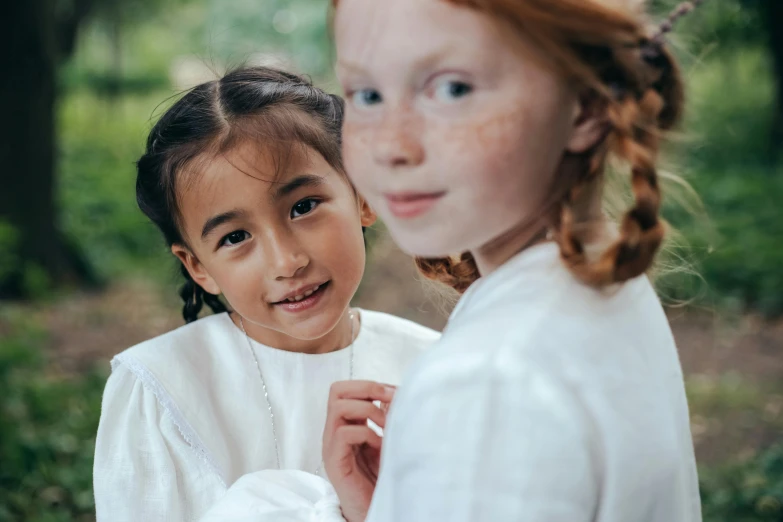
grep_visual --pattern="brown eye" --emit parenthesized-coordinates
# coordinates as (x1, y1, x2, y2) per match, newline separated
(291, 198, 320, 218)
(220, 230, 250, 247)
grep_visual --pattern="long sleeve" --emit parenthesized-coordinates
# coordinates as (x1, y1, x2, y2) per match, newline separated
(198, 470, 346, 522)
(93, 364, 225, 522)
(366, 355, 601, 522)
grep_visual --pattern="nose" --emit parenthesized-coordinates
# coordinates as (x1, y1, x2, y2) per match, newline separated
(372, 107, 425, 169)
(262, 228, 310, 280)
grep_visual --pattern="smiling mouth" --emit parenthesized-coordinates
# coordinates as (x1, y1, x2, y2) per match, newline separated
(272, 281, 329, 305)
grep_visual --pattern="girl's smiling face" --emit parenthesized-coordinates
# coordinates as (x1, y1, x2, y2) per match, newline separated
(334, 0, 604, 273)
(173, 141, 375, 351)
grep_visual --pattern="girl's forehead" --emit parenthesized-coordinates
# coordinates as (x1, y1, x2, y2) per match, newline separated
(178, 144, 306, 212)
(334, 0, 646, 49)
(335, 0, 512, 71)
(183, 141, 318, 193)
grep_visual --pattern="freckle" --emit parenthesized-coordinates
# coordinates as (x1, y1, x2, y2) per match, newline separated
(445, 108, 527, 151)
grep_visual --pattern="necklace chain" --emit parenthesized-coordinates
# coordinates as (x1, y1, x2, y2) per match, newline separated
(239, 309, 355, 474)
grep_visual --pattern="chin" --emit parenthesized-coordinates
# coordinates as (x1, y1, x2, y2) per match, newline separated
(386, 223, 465, 259)
(283, 307, 343, 341)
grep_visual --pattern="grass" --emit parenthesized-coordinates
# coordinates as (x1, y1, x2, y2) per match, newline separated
(0, 310, 106, 522)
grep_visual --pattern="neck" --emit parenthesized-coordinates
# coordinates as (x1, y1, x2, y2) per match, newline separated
(232, 308, 356, 355)
(472, 219, 549, 276)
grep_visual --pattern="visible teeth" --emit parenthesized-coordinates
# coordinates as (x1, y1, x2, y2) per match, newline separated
(282, 284, 322, 304)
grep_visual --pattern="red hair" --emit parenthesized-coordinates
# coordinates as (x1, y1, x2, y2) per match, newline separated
(335, 0, 685, 292)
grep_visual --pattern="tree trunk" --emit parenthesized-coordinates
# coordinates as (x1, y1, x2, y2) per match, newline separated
(761, 0, 783, 159)
(0, 0, 91, 298)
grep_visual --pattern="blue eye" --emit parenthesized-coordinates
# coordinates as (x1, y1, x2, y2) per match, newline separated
(220, 230, 250, 247)
(433, 80, 473, 102)
(350, 89, 383, 107)
(291, 198, 320, 218)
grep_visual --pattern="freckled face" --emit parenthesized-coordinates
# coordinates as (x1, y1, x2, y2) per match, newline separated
(335, 0, 578, 258)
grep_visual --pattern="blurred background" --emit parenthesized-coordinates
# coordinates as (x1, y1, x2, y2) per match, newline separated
(1, 0, 782, 520)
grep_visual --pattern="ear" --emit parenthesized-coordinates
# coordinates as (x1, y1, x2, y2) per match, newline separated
(358, 196, 378, 228)
(171, 244, 222, 296)
(565, 92, 610, 154)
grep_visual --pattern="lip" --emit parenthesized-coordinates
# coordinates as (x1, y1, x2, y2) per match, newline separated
(384, 191, 445, 219)
(272, 281, 330, 313)
(272, 281, 329, 304)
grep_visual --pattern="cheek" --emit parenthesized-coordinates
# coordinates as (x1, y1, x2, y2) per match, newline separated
(312, 206, 368, 277)
(201, 256, 262, 312)
(318, 222, 367, 304)
(428, 101, 572, 201)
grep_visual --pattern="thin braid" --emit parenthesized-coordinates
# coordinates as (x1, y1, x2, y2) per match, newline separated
(178, 264, 226, 323)
(558, 86, 667, 286)
(415, 253, 480, 294)
(204, 292, 228, 316)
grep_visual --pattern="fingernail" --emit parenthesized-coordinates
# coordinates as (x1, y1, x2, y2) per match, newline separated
(383, 385, 396, 396)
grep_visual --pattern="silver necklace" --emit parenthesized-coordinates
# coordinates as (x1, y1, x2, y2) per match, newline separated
(239, 309, 355, 474)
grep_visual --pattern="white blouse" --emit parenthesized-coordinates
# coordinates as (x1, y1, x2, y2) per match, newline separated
(367, 243, 702, 522)
(93, 309, 439, 522)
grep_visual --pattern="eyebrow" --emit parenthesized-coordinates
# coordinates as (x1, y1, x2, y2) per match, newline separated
(199, 175, 326, 240)
(200, 209, 247, 240)
(337, 45, 458, 77)
(273, 174, 326, 201)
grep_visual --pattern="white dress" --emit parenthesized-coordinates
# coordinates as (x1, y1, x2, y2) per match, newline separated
(367, 243, 702, 522)
(93, 309, 439, 522)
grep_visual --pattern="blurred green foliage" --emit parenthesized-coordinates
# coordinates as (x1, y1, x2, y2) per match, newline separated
(701, 443, 783, 522)
(652, 0, 766, 45)
(0, 314, 106, 522)
(1, 0, 780, 520)
(58, 91, 175, 284)
(665, 47, 783, 316)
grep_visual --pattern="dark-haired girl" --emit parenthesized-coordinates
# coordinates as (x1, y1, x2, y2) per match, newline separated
(93, 67, 438, 521)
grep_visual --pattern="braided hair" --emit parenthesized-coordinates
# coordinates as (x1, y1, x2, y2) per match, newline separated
(415, 0, 706, 293)
(136, 67, 346, 322)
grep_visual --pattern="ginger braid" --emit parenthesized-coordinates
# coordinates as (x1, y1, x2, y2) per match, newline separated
(413, 1, 703, 293)
(415, 253, 481, 295)
(558, 38, 684, 286)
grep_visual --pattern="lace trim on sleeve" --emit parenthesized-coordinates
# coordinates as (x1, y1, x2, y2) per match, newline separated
(112, 354, 227, 487)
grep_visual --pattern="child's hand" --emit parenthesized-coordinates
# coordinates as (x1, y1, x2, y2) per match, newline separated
(322, 380, 395, 522)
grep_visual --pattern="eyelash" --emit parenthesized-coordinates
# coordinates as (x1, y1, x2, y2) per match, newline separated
(432, 79, 473, 101)
(219, 230, 250, 248)
(216, 198, 322, 250)
(348, 88, 383, 108)
(291, 197, 322, 218)
(347, 77, 473, 110)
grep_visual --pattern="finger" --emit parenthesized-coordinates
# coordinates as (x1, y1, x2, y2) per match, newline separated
(329, 380, 395, 403)
(332, 399, 387, 429)
(335, 425, 383, 452)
